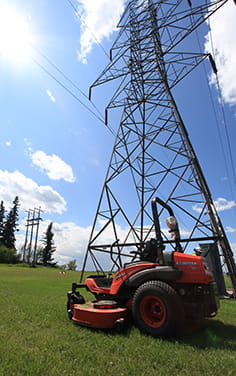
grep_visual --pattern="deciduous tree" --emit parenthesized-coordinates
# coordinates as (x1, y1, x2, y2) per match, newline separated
(67, 259, 77, 271)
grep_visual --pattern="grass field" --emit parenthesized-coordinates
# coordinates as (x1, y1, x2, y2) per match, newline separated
(0, 265, 235, 376)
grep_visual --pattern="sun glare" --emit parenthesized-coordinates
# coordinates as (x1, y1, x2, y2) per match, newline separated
(0, 4, 32, 65)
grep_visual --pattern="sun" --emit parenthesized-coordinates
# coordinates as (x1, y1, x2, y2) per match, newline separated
(0, 3, 32, 65)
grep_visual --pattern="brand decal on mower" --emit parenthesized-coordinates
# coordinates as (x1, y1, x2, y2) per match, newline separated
(176, 261, 198, 266)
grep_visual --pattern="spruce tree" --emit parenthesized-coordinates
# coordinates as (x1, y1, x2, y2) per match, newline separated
(0, 200, 5, 243)
(40, 222, 56, 266)
(2, 197, 20, 249)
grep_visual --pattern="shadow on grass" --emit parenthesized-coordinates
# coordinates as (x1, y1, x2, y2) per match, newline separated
(72, 317, 236, 350)
(175, 319, 236, 350)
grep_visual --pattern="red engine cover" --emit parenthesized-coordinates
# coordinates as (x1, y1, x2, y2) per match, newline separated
(173, 252, 214, 284)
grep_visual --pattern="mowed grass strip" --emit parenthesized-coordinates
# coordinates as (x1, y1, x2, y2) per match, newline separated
(0, 265, 235, 376)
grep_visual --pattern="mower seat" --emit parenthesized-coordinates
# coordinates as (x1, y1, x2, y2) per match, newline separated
(140, 239, 158, 262)
(87, 275, 113, 288)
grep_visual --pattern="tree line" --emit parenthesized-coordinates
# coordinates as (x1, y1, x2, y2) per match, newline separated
(0, 196, 56, 266)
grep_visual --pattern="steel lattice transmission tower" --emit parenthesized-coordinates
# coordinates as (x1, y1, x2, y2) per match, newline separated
(82, 0, 236, 293)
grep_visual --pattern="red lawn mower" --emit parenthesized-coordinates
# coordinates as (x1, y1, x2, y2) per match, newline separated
(67, 197, 219, 337)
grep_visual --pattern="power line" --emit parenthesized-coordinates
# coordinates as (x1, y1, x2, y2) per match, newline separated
(189, 10, 236, 201)
(31, 55, 105, 124)
(31, 44, 105, 120)
(207, 16, 236, 195)
(65, 0, 110, 60)
(64, 0, 121, 136)
(30, 50, 118, 136)
(32, 46, 91, 101)
(215, 74, 236, 192)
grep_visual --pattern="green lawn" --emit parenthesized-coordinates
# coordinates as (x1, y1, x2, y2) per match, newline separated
(0, 265, 235, 376)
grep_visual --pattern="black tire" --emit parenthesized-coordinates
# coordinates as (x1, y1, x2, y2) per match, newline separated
(67, 292, 85, 320)
(132, 280, 182, 337)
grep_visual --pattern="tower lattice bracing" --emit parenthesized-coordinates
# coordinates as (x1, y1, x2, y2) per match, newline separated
(82, 0, 236, 293)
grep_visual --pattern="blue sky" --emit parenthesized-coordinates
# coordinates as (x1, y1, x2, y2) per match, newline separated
(0, 0, 235, 267)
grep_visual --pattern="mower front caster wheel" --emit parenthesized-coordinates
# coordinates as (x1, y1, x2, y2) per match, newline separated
(67, 291, 85, 320)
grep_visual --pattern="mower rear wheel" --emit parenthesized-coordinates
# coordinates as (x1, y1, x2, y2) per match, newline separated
(132, 280, 181, 337)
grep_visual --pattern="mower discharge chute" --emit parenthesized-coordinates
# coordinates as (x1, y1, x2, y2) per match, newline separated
(67, 198, 219, 337)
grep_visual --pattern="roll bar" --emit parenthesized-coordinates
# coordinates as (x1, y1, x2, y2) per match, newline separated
(151, 197, 183, 254)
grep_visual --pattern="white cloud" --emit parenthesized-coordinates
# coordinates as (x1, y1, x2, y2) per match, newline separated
(0, 170, 66, 213)
(192, 204, 204, 214)
(77, 0, 126, 63)
(52, 221, 92, 265)
(16, 219, 92, 267)
(193, 197, 236, 213)
(205, 1, 236, 106)
(17, 219, 137, 268)
(226, 226, 236, 233)
(31, 150, 76, 183)
(214, 197, 236, 212)
(46, 89, 56, 103)
(5, 140, 11, 146)
(24, 137, 33, 153)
